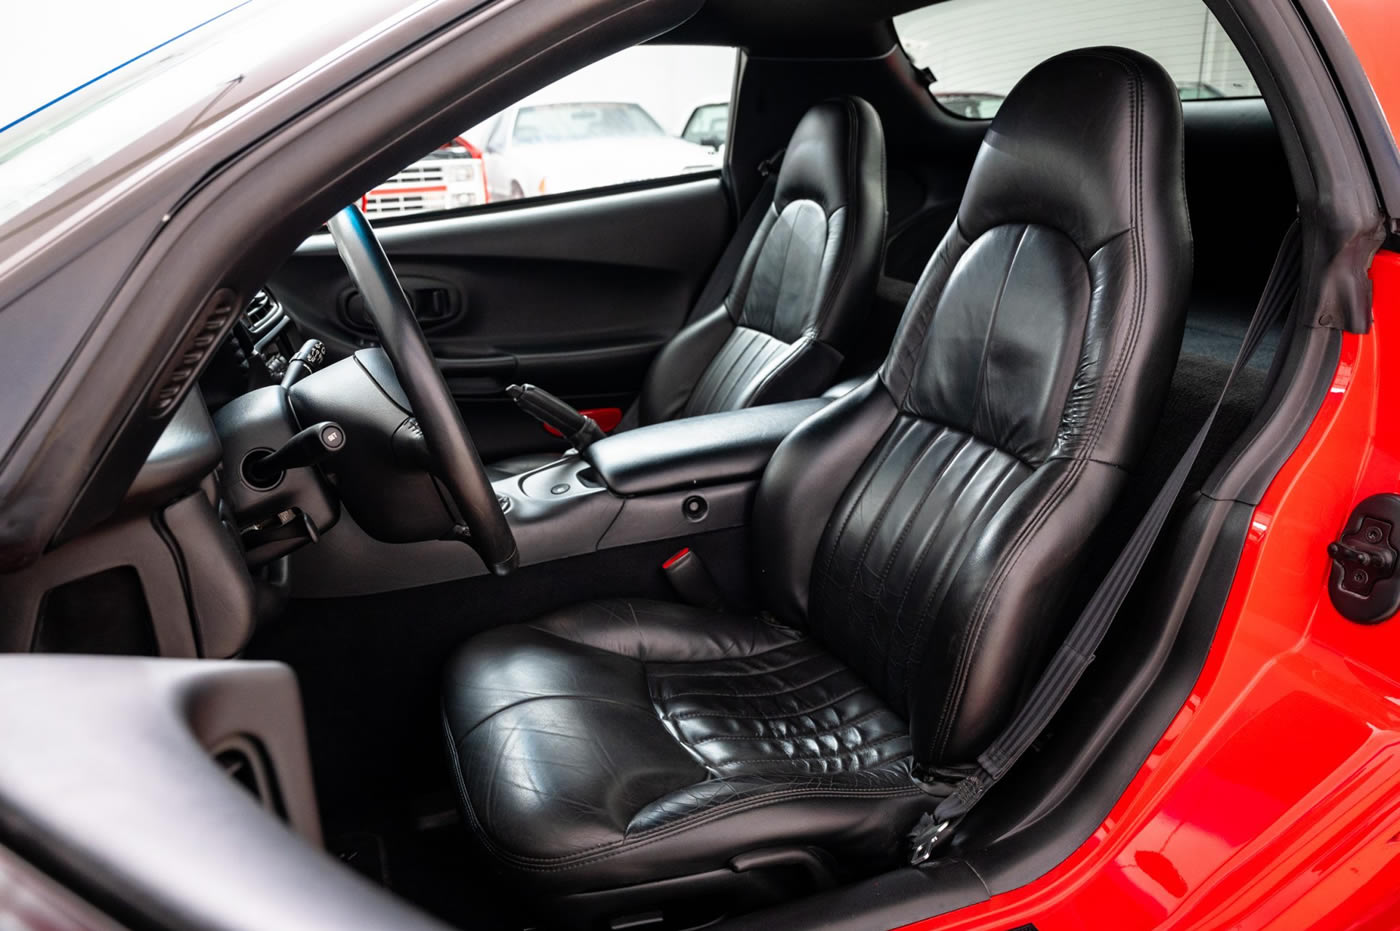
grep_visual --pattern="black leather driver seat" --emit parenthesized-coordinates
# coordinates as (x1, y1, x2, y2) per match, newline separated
(444, 48, 1191, 920)
(486, 95, 887, 479)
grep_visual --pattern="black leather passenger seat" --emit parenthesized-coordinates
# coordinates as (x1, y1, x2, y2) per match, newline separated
(487, 95, 887, 479)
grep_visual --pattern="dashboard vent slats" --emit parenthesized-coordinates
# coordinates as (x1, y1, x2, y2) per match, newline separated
(147, 288, 240, 417)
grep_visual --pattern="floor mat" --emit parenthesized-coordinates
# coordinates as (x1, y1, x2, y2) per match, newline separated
(328, 797, 512, 930)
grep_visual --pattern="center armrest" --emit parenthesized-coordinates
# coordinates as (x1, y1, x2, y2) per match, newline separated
(583, 399, 829, 496)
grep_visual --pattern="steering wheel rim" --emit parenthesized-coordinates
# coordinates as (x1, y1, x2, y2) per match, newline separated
(327, 204, 518, 575)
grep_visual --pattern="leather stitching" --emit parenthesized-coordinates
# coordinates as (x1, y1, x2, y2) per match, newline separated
(447, 699, 922, 872)
(686, 328, 755, 415)
(716, 331, 787, 410)
(645, 645, 816, 680)
(968, 224, 1030, 437)
(742, 335, 818, 408)
(655, 665, 850, 701)
(682, 706, 892, 744)
(884, 436, 1005, 693)
(837, 423, 939, 646)
(810, 97, 876, 341)
(712, 732, 911, 766)
(813, 417, 910, 594)
(664, 685, 868, 721)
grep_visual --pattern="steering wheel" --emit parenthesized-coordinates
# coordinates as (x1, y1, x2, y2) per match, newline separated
(326, 204, 518, 576)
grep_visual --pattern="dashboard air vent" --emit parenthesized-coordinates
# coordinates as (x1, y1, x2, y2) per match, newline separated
(147, 288, 240, 417)
(212, 735, 286, 820)
(243, 288, 284, 335)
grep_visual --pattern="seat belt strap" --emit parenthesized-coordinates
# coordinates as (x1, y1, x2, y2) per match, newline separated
(910, 220, 1304, 863)
(684, 151, 783, 326)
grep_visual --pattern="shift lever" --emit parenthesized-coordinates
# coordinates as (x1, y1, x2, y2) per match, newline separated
(243, 421, 346, 487)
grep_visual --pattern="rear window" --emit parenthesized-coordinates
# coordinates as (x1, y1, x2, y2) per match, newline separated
(894, 0, 1259, 120)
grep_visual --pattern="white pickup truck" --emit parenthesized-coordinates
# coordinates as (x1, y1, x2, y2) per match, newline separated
(361, 137, 489, 218)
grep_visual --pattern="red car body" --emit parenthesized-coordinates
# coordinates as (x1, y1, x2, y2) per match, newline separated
(908, 6, 1400, 926)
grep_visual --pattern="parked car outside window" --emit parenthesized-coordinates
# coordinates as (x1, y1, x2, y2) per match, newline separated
(362, 138, 488, 218)
(680, 102, 729, 149)
(482, 100, 719, 200)
(365, 44, 734, 217)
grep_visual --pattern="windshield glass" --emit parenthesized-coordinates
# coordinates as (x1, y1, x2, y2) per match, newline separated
(0, 0, 407, 229)
(513, 103, 665, 144)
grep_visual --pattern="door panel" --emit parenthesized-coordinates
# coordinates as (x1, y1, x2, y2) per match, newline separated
(269, 177, 730, 462)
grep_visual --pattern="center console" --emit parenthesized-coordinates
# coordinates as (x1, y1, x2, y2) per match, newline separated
(288, 398, 828, 597)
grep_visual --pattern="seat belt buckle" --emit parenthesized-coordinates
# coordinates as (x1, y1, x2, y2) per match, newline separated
(662, 548, 724, 610)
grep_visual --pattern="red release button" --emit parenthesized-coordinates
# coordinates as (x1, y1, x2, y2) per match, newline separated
(542, 407, 624, 437)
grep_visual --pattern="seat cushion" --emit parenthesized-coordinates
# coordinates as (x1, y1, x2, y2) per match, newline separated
(441, 598, 931, 896)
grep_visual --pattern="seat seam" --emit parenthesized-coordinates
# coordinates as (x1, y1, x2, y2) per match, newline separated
(687, 328, 752, 415)
(448, 691, 657, 745)
(968, 224, 1029, 436)
(665, 685, 869, 721)
(932, 452, 1087, 758)
(809, 97, 868, 339)
(657, 665, 850, 701)
(742, 334, 816, 408)
(682, 706, 894, 744)
(477, 782, 925, 871)
(712, 731, 910, 766)
(525, 605, 795, 662)
(716, 330, 786, 410)
(813, 418, 910, 594)
(867, 428, 969, 658)
(883, 439, 1003, 696)
(647, 646, 824, 681)
(831, 421, 943, 666)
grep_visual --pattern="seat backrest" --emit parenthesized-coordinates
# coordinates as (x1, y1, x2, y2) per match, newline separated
(753, 48, 1191, 769)
(634, 97, 886, 425)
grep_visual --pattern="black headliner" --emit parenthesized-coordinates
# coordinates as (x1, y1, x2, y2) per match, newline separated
(664, 0, 918, 56)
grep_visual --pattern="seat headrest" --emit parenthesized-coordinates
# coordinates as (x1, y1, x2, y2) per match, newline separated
(959, 47, 1186, 254)
(773, 96, 883, 215)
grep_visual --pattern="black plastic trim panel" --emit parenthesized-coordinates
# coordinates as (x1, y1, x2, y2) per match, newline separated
(1293, 0, 1400, 222)
(0, 657, 447, 930)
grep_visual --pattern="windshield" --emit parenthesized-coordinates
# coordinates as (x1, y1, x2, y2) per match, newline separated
(0, 0, 410, 229)
(512, 103, 665, 145)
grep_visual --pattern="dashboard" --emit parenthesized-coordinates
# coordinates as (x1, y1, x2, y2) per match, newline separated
(0, 289, 315, 660)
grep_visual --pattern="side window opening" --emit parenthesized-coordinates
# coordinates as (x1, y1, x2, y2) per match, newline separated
(364, 45, 736, 219)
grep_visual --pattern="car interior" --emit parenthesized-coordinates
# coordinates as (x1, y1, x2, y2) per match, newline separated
(1, 0, 1374, 927)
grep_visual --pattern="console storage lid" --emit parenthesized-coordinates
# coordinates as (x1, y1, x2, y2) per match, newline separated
(583, 399, 828, 496)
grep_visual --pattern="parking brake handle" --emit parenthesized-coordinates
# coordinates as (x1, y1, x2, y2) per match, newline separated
(506, 384, 606, 451)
